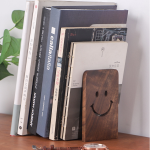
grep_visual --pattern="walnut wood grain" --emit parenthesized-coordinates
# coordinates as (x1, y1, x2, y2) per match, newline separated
(0, 113, 149, 149)
(82, 70, 118, 142)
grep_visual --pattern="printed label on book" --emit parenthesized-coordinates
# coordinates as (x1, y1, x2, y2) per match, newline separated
(51, 27, 56, 35)
(47, 36, 54, 71)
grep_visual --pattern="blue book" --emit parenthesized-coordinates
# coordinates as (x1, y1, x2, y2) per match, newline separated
(37, 6, 128, 138)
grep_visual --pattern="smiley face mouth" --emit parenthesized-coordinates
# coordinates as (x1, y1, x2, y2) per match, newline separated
(91, 100, 113, 117)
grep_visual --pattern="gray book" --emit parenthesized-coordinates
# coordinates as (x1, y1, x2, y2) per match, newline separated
(62, 41, 128, 140)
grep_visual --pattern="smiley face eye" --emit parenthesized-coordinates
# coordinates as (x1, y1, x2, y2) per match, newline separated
(105, 91, 107, 96)
(96, 91, 99, 97)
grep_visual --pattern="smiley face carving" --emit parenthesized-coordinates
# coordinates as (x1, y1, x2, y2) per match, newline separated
(91, 91, 113, 117)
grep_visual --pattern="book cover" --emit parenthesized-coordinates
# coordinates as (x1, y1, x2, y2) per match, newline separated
(48, 8, 128, 140)
(10, 1, 34, 136)
(27, 7, 51, 135)
(57, 27, 127, 140)
(37, 5, 118, 139)
(63, 41, 128, 140)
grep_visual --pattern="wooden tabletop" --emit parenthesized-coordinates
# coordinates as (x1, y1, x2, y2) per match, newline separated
(0, 114, 149, 150)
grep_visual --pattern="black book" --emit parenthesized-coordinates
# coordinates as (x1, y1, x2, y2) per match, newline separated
(48, 7, 128, 140)
(56, 27, 127, 140)
(27, 7, 51, 135)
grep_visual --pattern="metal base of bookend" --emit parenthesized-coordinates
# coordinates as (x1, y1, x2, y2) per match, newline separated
(82, 69, 118, 142)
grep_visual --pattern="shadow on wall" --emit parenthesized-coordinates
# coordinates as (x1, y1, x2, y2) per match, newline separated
(118, 15, 143, 135)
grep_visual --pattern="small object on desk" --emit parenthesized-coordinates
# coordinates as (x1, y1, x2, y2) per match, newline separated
(32, 145, 42, 150)
(32, 143, 109, 150)
(82, 69, 118, 142)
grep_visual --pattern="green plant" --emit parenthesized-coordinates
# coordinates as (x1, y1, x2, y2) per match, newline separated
(0, 10, 25, 80)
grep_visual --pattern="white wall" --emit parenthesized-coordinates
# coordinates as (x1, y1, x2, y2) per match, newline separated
(0, 0, 26, 114)
(0, 0, 149, 137)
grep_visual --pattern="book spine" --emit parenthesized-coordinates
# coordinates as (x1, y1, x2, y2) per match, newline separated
(27, 8, 51, 135)
(36, 8, 61, 138)
(61, 43, 75, 140)
(10, 1, 34, 136)
(17, 0, 39, 135)
(49, 28, 66, 140)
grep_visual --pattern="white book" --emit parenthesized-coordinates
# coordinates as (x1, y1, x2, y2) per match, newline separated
(17, 0, 39, 135)
(10, 1, 34, 136)
(62, 41, 128, 140)
(17, 0, 117, 136)
(90, 24, 127, 28)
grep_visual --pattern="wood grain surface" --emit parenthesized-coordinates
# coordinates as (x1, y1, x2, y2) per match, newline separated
(82, 70, 119, 142)
(0, 113, 149, 149)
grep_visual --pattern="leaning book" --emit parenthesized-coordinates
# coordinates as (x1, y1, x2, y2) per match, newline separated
(10, 1, 34, 136)
(62, 41, 128, 140)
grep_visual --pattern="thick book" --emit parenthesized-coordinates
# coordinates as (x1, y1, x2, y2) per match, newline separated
(36, 6, 118, 139)
(55, 27, 127, 140)
(62, 41, 128, 140)
(48, 8, 128, 140)
(27, 7, 51, 135)
(10, 1, 34, 136)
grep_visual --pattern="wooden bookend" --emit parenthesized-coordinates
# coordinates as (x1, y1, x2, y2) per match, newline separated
(82, 69, 118, 142)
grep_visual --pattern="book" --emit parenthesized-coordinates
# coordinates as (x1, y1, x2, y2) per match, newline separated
(48, 8, 128, 140)
(62, 41, 128, 140)
(17, 0, 39, 135)
(18, 0, 116, 136)
(36, 6, 118, 139)
(55, 27, 127, 140)
(27, 7, 51, 135)
(10, 1, 34, 136)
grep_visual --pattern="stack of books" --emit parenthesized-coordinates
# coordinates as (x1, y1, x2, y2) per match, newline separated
(10, 0, 128, 141)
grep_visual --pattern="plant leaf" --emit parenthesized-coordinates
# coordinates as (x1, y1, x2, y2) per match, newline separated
(3, 60, 10, 68)
(16, 38, 21, 44)
(0, 44, 2, 53)
(0, 63, 13, 80)
(11, 57, 19, 66)
(0, 29, 11, 64)
(12, 10, 25, 29)
(0, 30, 21, 64)
(13, 38, 21, 57)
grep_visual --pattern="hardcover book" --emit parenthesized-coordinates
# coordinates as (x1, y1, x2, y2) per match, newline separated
(10, 1, 34, 136)
(36, 6, 120, 139)
(49, 8, 128, 140)
(62, 41, 128, 140)
(57, 27, 127, 140)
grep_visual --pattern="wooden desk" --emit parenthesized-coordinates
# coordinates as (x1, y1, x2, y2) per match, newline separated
(0, 114, 149, 150)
